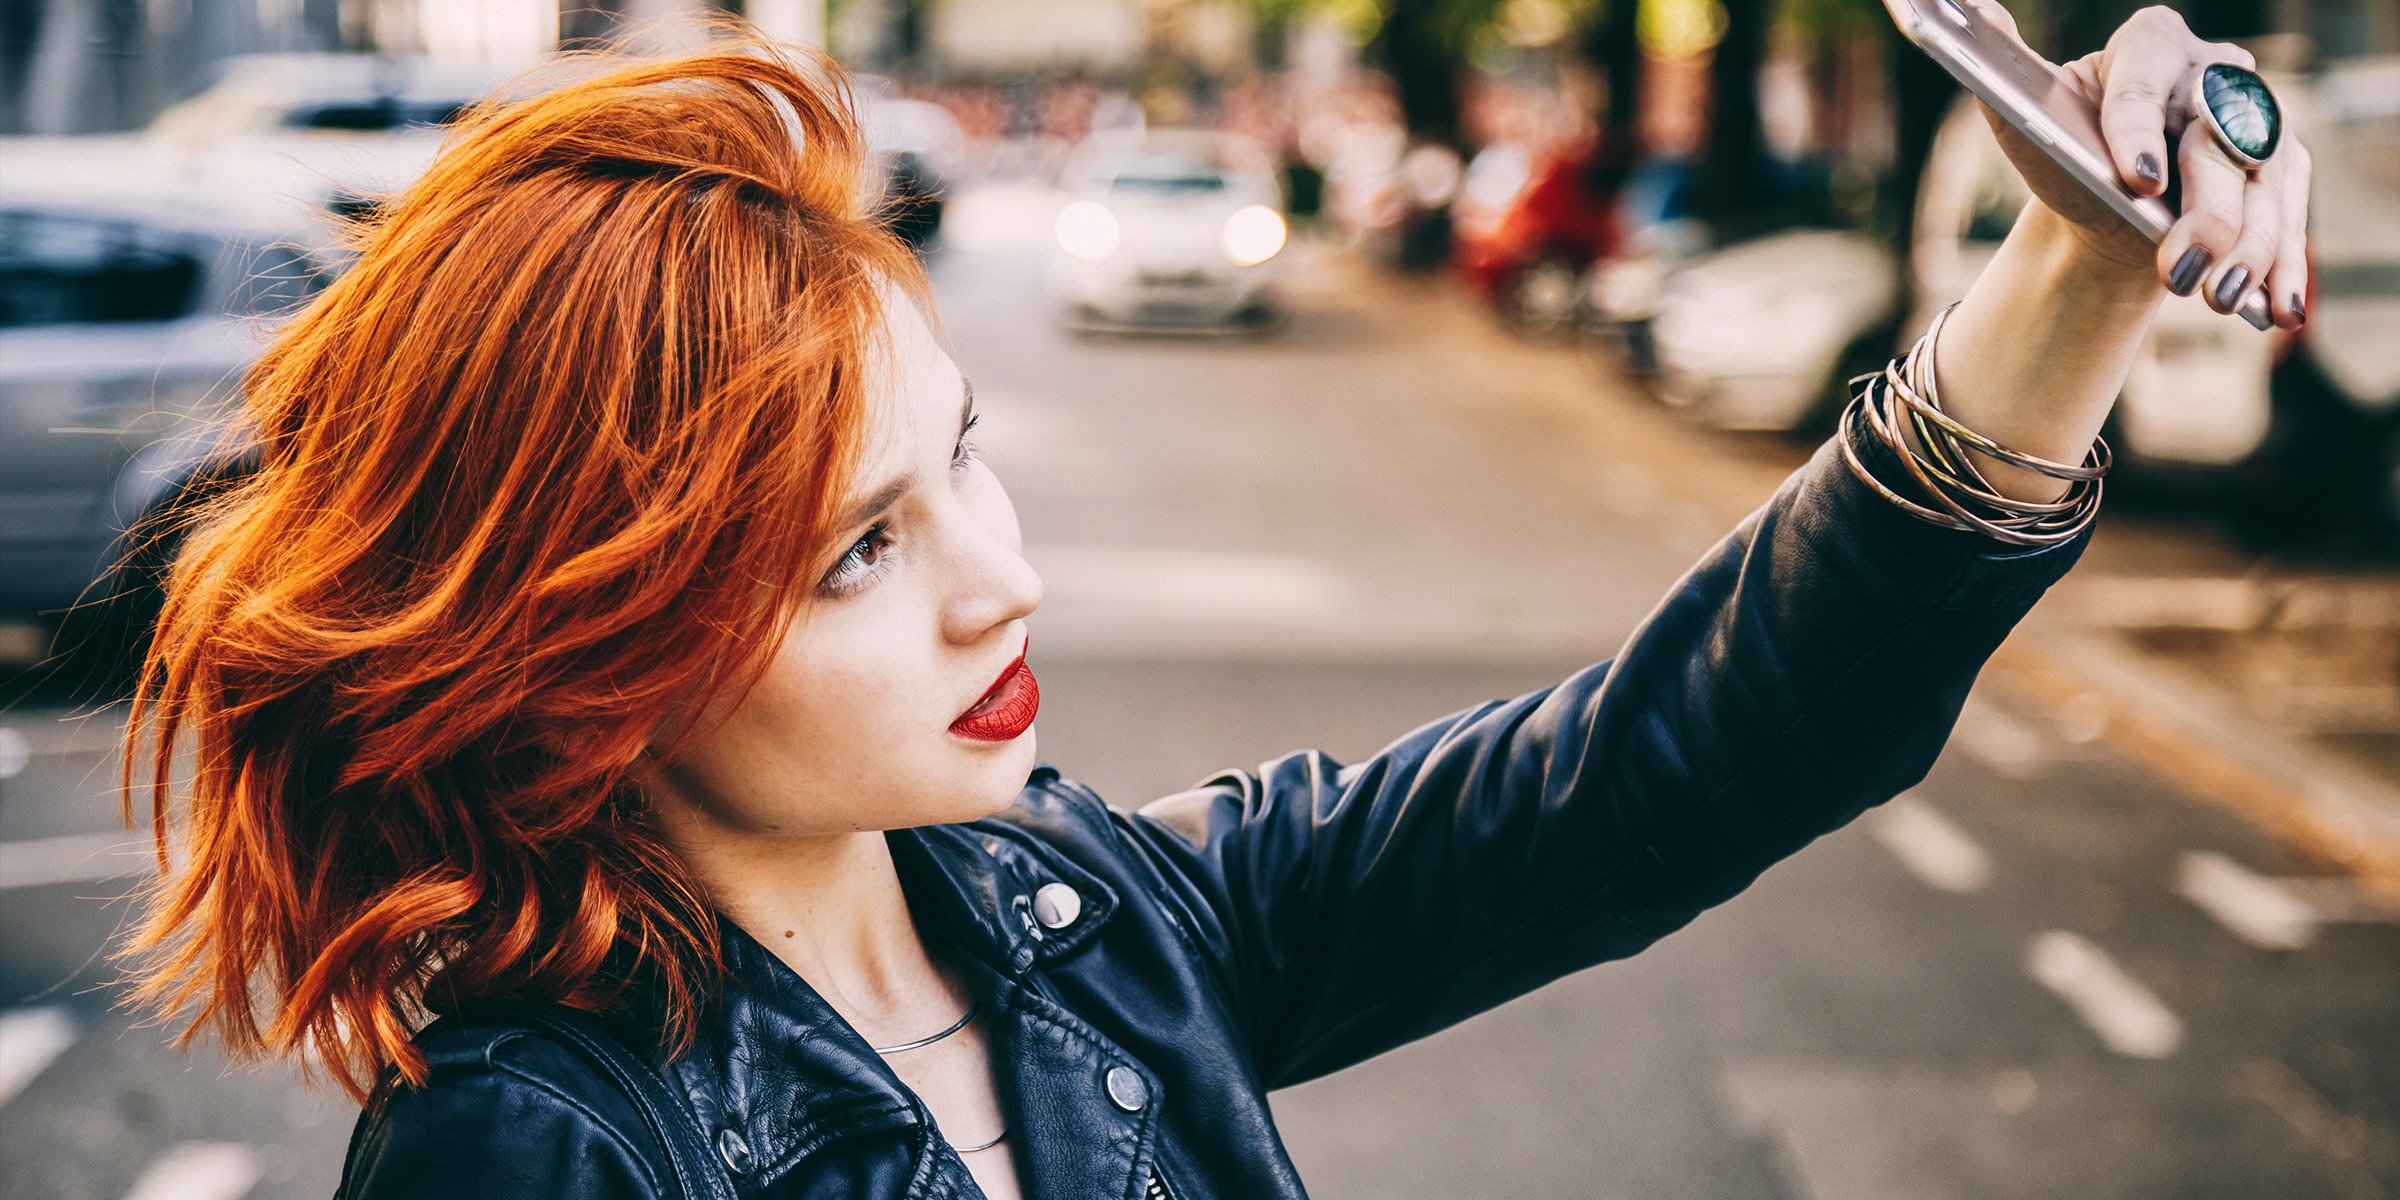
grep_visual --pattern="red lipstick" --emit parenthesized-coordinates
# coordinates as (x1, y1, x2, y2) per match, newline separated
(949, 642, 1038, 742)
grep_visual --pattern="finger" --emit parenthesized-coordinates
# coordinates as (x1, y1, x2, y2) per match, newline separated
(2095, 36, 2184, 197)
(2261, 145, 2313, 327)
(2162, 117, 2249, 297)
(2203, 170, 2281, 315)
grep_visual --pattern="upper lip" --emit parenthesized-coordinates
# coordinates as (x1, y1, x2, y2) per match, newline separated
(954, 640, 1028, 722)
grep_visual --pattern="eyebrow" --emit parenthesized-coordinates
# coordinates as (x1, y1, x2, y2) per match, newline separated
(832, 377, 976, 533)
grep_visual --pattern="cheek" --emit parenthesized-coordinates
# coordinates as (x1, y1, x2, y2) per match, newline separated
(759, 626, 931, 758)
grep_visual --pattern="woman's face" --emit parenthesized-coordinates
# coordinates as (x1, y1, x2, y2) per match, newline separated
(639, 296, 1044, 841)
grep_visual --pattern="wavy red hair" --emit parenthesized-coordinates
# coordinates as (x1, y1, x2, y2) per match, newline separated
(113, 32, 930, 1102)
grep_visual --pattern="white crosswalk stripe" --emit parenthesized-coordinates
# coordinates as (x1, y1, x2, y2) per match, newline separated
(0, 1005, 78, 1107)
(2026, 930, 2184, 1059)
(119, 1142, 263, 1200)
(1951, 699, 2052, 781)
(2176, 850, 2400, 948)
(1869, 794, 1993, 893)
(2176, 851, 2321, 950)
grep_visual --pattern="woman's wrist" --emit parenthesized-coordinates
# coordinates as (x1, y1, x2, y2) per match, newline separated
(1914, 199, 2163, 507)
(2014, 198, 2165, 304)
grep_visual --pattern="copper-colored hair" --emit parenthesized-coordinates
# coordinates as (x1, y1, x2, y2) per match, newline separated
(113, 32, 929, 1102)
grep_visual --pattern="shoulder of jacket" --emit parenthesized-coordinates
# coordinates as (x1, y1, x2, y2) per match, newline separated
(380, 1013, 663, 1153)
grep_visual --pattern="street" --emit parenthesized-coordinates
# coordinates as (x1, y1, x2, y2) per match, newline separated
(3, 182, 2396, 1199)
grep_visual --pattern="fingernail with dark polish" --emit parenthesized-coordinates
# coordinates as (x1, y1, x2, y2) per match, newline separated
(2169, 246, 2212, 296)
(2213, 264, 2251, 311)
(2291, 295, 2305, 322)
(2136, 153, 2162, 185)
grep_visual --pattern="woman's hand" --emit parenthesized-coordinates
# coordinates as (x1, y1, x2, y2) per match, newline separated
(1976, 4, 2311, 329)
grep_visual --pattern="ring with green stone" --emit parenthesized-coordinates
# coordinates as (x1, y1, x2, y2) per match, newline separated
(2194, 62, 2281, 171)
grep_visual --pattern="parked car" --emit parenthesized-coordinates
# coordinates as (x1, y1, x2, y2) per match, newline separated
(1046, 130, 1287, 332)
(855, 77, 970, 253)
(1647, 228, 1902, 431)
(0, 175, 326, 679)
(1452, 129, 1639, 335)
(132, 54, 528, 245)
(1579, 155, 1707, 371)
(146, 52, 519, 141)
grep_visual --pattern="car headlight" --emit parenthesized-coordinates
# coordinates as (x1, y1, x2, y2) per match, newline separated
(1221, 205, 1286, 267)
(1056, 201, 1120, 261)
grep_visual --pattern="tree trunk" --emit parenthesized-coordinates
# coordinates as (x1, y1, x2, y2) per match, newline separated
(1372, 0, 1463, 150)
(1580, 0, 1644, 146)
(1691, 0, 1772, 244)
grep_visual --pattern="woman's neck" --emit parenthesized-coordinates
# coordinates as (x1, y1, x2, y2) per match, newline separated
(660, 818, 969, 1039)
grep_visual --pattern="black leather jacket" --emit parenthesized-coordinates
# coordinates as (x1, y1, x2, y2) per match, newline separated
(334, 427, 2091, 1199)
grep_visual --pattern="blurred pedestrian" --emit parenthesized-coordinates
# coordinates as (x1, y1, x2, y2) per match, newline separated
(115, 9, 2309, 1198)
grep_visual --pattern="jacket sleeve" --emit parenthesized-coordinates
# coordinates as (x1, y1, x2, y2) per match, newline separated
(1105, 417, 2093, 1090)
(336, 1032, 665, 1200)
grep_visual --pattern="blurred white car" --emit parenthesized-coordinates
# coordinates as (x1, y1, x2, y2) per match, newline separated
(1046, 130, 1288, 332)
(1648, 228, 1901, 431)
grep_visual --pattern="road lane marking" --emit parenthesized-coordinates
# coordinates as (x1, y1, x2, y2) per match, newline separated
(2175, 850, 2400, 947)
(120, 1143, 263, 1200)
(0, 1005, 78, 1106)
(1951, 699, 2051, 780)
(0, 831, 155, 889)
(2176, 851, 2320, 950)
(2026, 930, 2183, 1059)
(1868, 795, 1992, 892)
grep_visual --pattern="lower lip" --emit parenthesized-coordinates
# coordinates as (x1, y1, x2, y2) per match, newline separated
(949, 659, 1039, 742)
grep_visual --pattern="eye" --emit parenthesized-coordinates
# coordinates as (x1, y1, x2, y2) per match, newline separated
(951, 413, 981, 473)
(821, 521, 894, 595)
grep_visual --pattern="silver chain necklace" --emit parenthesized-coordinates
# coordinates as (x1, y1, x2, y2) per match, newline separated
(869, 1001, 1008, 1154)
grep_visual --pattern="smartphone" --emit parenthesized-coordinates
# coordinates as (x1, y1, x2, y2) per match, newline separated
(1882, 0, 2275, 330)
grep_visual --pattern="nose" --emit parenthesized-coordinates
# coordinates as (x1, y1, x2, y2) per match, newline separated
(939, 480, 1043, 646)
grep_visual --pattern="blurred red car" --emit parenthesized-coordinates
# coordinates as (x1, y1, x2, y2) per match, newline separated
(1453, 129, 1637, 333)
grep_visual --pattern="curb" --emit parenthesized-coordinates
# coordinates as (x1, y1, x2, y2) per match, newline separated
(1990, 628, 2400, 905)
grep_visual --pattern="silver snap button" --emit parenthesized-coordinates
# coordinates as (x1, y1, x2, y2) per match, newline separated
(1031, 882, 1083, 930)
(1104, 1065, 1148, 1112)
(717, 1127, 753, 1173)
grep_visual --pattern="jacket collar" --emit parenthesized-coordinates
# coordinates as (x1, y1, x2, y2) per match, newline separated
(668, 769, 1121, 1183)
(887, 773, 1120, 977)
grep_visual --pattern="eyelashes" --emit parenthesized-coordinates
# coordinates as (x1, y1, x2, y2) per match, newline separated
(953, 413, 981, 471)
(819, 415, 983, 597)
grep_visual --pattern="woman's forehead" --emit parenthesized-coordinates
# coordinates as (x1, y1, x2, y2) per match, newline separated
(857, 295, 963, 460)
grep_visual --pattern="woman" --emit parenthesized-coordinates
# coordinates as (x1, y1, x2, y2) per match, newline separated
(116, 10, 2308, 1199)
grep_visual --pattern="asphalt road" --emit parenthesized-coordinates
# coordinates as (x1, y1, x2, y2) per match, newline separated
(3, 183, 2394, 1199)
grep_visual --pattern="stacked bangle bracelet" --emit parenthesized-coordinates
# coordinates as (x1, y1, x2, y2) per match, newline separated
(1837, 300, 2110, 548)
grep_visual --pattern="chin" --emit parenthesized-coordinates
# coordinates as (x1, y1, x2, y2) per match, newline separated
(952, 730, 1038, 820)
